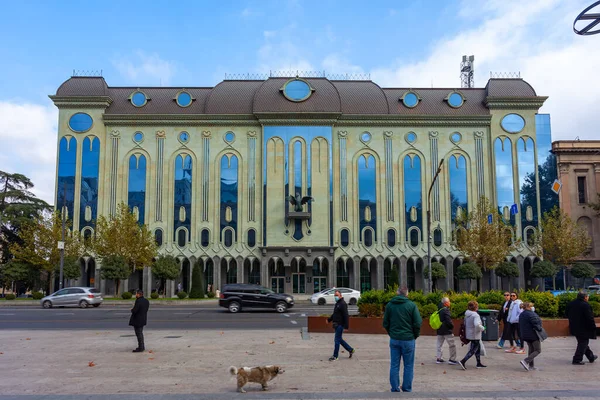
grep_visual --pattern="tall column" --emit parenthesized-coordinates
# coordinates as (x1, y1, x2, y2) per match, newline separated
(213, 256, 221, 291)
(329, 258, 336, 288)
(376, 257, 384, 290)
(143, 266, 152, 295)
(399, 257, 407, 289)
(237, 258, 244, 284)
(353, 257, 361, 290)
(517, 257, 525, 290)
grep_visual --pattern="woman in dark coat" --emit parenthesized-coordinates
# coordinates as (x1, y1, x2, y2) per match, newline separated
(497, 292, 514, 349)
(518, 301, 544, 371)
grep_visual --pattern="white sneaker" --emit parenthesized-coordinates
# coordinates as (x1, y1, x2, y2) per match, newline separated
(520, 360, 530, 371)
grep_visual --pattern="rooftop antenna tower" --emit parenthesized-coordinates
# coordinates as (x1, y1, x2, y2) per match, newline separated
(460, 55, 475, 88)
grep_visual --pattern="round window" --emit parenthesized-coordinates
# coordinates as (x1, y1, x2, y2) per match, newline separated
(131, 91, 147, 107)
(501, 113, 526, 133)
(225, 131, 235, 143)
(133, 131, 144, 143)
(360, 132, 372, 143)
(176, 91, 192, 107)
(451, 132, 462, 143)
(448, 92, 464, 108)
(406, 132, 417, 144)
(179, 131, 190, 143)
(68, 113, 93, 132)
(283, 79, 312, 101)
(402, 92, 419, 108)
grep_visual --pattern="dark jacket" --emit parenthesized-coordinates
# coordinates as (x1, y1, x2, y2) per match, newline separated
(436, 304, 454, 336)
(328, 297, 349, 329)
(498, 300, 512, 323)
(383, 295, 422, 341)
(518, 309, 543, 341)
(129, 296, 150, 327)
(567, 298, 597, 339)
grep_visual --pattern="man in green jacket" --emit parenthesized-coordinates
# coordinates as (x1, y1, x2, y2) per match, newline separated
(383, 286, 422, 393)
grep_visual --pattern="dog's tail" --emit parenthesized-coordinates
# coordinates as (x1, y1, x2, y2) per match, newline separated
(229, 366, 238, 375)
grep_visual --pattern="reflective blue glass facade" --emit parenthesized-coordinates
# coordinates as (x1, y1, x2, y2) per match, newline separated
(174, 154, 192, 240)
(293, 141, 303, 240)
(79, 136, 100, 229)
(535, 114, 558, 215)
(517, 137, 538, 233)
(449, 155, 468, 220)
(57, 136, 77, 221)
(495, 137, 516, 224)
(358, 154, 377, 242)
(404, 155, 422, 238)
(128, 154, 147, 225)
(220, 155, 238, 241)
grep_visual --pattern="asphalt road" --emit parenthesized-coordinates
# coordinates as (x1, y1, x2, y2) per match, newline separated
(0, 302, 358, 330)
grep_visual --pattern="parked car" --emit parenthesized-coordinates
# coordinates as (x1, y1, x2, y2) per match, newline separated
(310, 287, 361, 306)
(41, 287, 103, 309)
(587, 285, 600, 294)
(218, 284, 294, 313)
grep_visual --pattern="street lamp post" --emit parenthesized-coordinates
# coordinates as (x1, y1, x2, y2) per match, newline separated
(427, 159, 444, 294)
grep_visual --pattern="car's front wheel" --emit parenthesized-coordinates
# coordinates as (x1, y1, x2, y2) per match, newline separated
(317, 298, 326, 306)
(228, 301, 241, 313)
(79, 300, 89, 309)
(42, 300, 52, 309)
(275, 301, 287, 313)
(349, 298, 357, 306)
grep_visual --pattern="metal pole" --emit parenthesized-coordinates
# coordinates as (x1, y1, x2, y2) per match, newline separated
(427, 159, 444, 294)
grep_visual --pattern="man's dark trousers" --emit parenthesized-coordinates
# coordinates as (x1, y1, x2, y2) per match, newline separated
(134, 326, 145, 350)
(574, 335, 595, 363)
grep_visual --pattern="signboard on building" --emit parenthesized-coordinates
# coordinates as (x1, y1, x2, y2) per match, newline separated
(551, 179, 562, 194)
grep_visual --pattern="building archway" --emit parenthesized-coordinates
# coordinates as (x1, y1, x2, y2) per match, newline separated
(312, 258, 328, 293)
(269, 258, 285, 293)
(291, 257, 307, 294)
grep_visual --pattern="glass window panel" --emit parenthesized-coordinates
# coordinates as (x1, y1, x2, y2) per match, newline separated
(448, 92, 463, 107)
(224, 230, 233, 247)
(68, 113, 93, 132)
(404, 155, 422, 238)
(361, 132, 372, 142)
(406, 132, 416, 143)
(177, 92, 192, 107)
(57, 137, 77, 221)
(179, 131, 189, 143)
(79, 137, 100, 229)
(578, 176, 587, 204)
(403, 92, 418, 107)
(220, 155, 238, 238)
(518, 138, 539, 233)
(535, 114, 558, 215)
(134, 132, 144, 142)
(154, 229, 163, 247)
(336, 260, 350, 288)
(247, 229, 256, 247)
(501, 114, 525, 133)
(174, 155, 192, 240)
(284, 80, 311, 101)
(225, 131, 235, 142)
(201, 229, 209, 247)
(226, 262, 237, 284)
(451, 132, 462, 143)
(410, 229, 419, 247)
(449, 155, 468, 221)
(131, 91, 146, 107)
(495, 138, 516, 224)
(387, 229, 396, 247)
(340, 229, 349, 247)
(128, 154, 147, 225)
(433, 228, 442, 246)
(364, 229, 373, 247)
(177, 229, 186, 247)
(359, 155, 377, 243)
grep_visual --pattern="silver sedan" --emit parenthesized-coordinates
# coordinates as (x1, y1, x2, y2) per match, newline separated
(310, 287, 361, 305)
(41, 287, 103, 309)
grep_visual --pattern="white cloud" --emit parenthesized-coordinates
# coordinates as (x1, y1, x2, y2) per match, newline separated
(0, 101, 58, 203)
(241, 7, 263, 18)
(112, 51, 176, 86)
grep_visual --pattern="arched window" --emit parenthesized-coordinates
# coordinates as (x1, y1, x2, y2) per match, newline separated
(495, 138, 515, 224)
(220, 155, 239, 236)
(174, 155, 192, 240)
(128, 154, 147, 225)
(177, 229, 187, 247)
(449, 155, 467, 221)
(201, 229, 210, 247)
(340, 229, 350, 247)
(433, 228, 442, 247)
(409, 228, 419, 247)
(80, 136, 100, 229)
(247, 229, 256, 247)
(404, 155, 422, 239)
(387, 229, 396, 247)
(154, 229, 163, 247)
(358, 154, 377, 243)
(363, 228, 373, 247)
(224, 229, 233, 248)
(518, 137, 538, 234)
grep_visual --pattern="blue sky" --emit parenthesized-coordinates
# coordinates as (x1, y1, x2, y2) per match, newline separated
(0, 0, 598, 202)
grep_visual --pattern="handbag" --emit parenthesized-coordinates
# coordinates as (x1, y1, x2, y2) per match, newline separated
(535, 327, 548, 342)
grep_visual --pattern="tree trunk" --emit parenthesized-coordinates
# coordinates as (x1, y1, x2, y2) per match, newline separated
(563, 268, 567, 290)
(488, 269, 494, 291)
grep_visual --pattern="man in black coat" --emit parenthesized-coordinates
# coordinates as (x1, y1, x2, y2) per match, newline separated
(129, 289, 150, 353)
(567, 291, 598, 365)
(436, 297, 457, 365)
(327, 289, 355, 361)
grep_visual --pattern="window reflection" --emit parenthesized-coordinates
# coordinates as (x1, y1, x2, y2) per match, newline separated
(494, 138, 515, 224)
(177, 229, 186, 247)
(340, 229, 349, 247)
(154, 229, 163, 247)
(57, 137, 76, 221)
(518, 138, 538, 234)
(247, 229, 256, 247)
(128, 154, 146, 225)
(174, 154, 192, 242)
(359, 154, 377, 244)
(404, 155, 422, 241)
(224, 229, 233, 247)
(387, 229, 396, 247)
(433, 228, 442, 246)
(535, 115, 558, 215)
(201, 229, 209, 247)
(80, 136, 100, 229)
(336, 259, 350, 288)
(220, 155, 238, 244)
(449, 155, 468, 220)
(293, 141, 304, 240)
(363, 228, 373, 247)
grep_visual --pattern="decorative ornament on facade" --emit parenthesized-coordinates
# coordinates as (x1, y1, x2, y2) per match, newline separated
(156, 130, 166, 138)
(474, 131, 484, 138)
(110, 130, 120, 137)
(410, 206, 418, 222)
(179, 206, 186, 223)
(428, 131, 439, 138)
(133, 206, 140, 222)
(247, 130, 257, 138)
(337, 130, 348, 138)
(225, 206, 232, 223)
(526, 206, 533, 222)
(202, 130, 211, 138)
(84, 206, 92, 222)
(364, 206, 372, 222)
(383, 131, 393, 138)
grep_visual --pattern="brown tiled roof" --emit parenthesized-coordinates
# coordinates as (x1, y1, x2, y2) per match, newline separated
(53, 76, 542, 116)
(383, 88, 489, 115)
(485, 79, 537, 97)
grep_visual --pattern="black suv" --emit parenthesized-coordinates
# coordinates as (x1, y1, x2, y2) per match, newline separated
(219, 284, 294, 313)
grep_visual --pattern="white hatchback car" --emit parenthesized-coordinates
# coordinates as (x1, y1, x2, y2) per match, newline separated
(310, 287, 360, 306)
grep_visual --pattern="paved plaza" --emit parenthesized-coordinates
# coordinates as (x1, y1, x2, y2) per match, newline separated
(1, 329, 600, 399)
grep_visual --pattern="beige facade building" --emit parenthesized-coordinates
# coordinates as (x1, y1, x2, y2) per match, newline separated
(50, 75, 551, 295)
(553, 141, 600, 272)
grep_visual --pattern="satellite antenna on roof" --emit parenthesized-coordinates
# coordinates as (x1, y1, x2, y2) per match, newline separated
(460, 55, 474, 88)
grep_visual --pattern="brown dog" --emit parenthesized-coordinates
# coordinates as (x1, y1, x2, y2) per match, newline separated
(229, 365, 284, 393)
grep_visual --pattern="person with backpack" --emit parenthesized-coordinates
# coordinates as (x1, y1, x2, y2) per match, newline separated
(434, 297, 458, 365)
(458, 301, 486, 370)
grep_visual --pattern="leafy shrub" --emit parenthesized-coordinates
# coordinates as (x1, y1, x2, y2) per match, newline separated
(32, 291, 43, 300)
(450, 292, 477, 304)
(407, 290, 426, 306)
(5, 293, 16, 300)
(484, 303, 502, 311)
(556, 292, 577, 317)
(150, 291, 159, 299)
(419, 303, 438, 319)
(530, 261, 558, 279)
(357, 289, 381, 306)
(495, 261, 519, 278)
(177, 291, 188, 299)
(425, 291, 446, 306)
(456, 263, 482, 280)
(520, 290, 558, 318)
(121, 291, 132, 300)
(477, 290, 505, 306)
(358, 303, 383, 317)
(571, 262, 596, 279)
(206, 291, 216, 298)
(450, 302, 468, 319)
(590, 301, 600, 317)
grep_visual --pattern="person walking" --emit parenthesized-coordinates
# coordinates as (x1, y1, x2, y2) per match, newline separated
(383, 287, 422, 393)
(327, 289, 355, 361)
(497, 291, 513, 349)
(458, 301, 486, 370)
(518, 301, 545, 371)
(129, 289, 150, 353)
(436, 297, 458, 365)
(506, 292, 525, 354)
(567, 291, 598, 365)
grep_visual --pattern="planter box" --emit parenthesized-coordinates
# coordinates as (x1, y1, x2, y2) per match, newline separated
(307, 316, 600, 337)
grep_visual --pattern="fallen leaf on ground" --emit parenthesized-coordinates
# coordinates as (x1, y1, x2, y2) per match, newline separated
(148, 350, 153, 353)
(269, 341, 275, 344)
(148, 358, 155, 360)
(220, 331, 224, 335)
(420, 363, 424, 365)
(88, 362, 95, 367)
(443, 371, 446, 374)
(0, 352, 3, 355)
(25, 338, 31, 341)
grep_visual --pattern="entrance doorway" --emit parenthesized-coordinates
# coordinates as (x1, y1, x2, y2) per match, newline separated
(313, 277, 326, 292)
(292, 273, 306, 293)
(271, 277, 284, 293)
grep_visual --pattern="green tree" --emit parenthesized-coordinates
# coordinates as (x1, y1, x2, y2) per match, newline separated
(570, 262, 596, 288)
(456, 262, 482, 291)
(530, 260, 559, 288)
(93, 202, 157, 273)
(100, 255, 130, 295)
(423, 262, 446, 291)
(57, 256, 81, 281)
(189, 260, 206, 299)
(152, 255, 179, 297)
(495, 261, 519, 290)
(455, 197, 516, 290)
